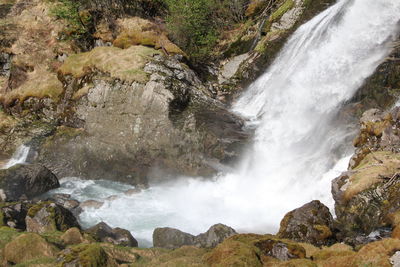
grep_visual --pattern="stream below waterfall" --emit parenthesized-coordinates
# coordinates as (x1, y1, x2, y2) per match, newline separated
(11, 0, 400, 247)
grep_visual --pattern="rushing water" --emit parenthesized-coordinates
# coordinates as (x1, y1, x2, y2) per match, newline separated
(1, 145, 30, 169)
(46, 0, 400, 246)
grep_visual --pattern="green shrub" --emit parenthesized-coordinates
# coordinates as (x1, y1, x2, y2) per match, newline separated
(163, 0, 249, 63)
(49, 0, 91, 40)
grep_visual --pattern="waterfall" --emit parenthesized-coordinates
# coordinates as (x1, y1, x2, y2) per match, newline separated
(1, 145, 30, 169)
(49, 0, 400, 246)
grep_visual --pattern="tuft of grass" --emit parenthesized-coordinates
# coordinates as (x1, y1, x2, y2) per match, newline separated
(60, 45, 160, 83)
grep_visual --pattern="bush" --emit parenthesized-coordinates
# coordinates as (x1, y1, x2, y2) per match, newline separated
(49, 0, 92, 40)
(164, 0, 249, 63)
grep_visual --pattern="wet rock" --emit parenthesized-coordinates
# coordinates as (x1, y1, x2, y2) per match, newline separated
(47, 193, 82, 216)
(3, 233, 58, 265)
(105, 195, 119, 201)
(79, 200, 104, 209)
(194, 223, 237, 248)
(0, 164, 59, 201)
(153, 227, 195, 249)
(26, 201, 80, 234)
(277, 200, 335, 246)
(124, 188, 142, 196)
(153, 224, 237, 249)
(85, 222, 138, 247)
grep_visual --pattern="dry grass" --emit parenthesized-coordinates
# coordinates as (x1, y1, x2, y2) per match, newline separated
(0, 110, 17, 132)
(1, 67, 63, 106)
(0, 0, 73, 106)
(343, 151, 400, 200)
(60, 45, 160, 83)
(113, 17, 184, 56)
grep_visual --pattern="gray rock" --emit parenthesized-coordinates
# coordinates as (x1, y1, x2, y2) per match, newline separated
(254, 239, 306, 261)
(37, 55, 249, 186)
(194, 223, 237, 248)
(0, 164, 59, 201)
(153, 224, 237, 249)
(26, 202, 80, 234)
(277, 200, 335, 246)
(85, 222, 138, 247)
(1, 202, 30, 230)
(153, 227, 195, 249)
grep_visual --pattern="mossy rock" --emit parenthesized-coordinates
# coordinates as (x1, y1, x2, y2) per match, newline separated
(13, 257, 57, 267)
(204, 239, 262, 267)
(26, 202, 80, 234)
(59, 45, 160, 83)
(3, 233, 59, 265)
(57, 243, 113, 267)
(0, 226, 21, 249)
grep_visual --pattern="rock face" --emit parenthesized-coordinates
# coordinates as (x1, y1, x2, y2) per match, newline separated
(35, 50, 248, 186)
(277, 200, 335, 246)
(153, 223, 237, 249)
(333, 107, 400, 237)
(0, 164, 59, 201)
(25, 202, 80, 234)
(217, 0, 336, 100)
(85, 222, 138, 247)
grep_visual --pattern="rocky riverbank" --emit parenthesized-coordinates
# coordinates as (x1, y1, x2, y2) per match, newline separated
(1, 0, 400, 266)
(0, 107, 400, 266)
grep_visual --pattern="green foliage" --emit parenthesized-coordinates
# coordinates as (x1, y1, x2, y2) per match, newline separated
(49, 0, 91, 40)
(164, 0, 249, 63)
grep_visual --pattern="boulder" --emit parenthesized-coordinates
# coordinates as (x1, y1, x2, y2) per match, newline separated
(57, 243, 115, 267)
(194, 223, 237, 248)
(26, 201, 80, 234)
(47, 193, 82, 216)
(85, 222, 138, 247)
(3, 233, 58, 265)
(0, 164, 59, 201)
(153, 227, 195, 249)
(277, 200, 335, 246)
(153, 224, 237, 249)
(61, 227, 85, 245)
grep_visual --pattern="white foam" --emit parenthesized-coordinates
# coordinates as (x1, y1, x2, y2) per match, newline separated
(52, 0, 400, 246)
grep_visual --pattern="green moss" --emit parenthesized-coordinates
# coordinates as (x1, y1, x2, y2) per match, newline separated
(49, 0, 91, 40)
(0, 226, 21, 249)
(41, 231, 64, 248)
(270, 0, 295, 22)
(60, 243, 108, 266)
(60, 46, 160, 83)
(14, 257, 56, 267)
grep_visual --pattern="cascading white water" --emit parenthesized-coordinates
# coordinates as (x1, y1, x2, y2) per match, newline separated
(48, 0, 400, 246)
(1, 145, 30, 169)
